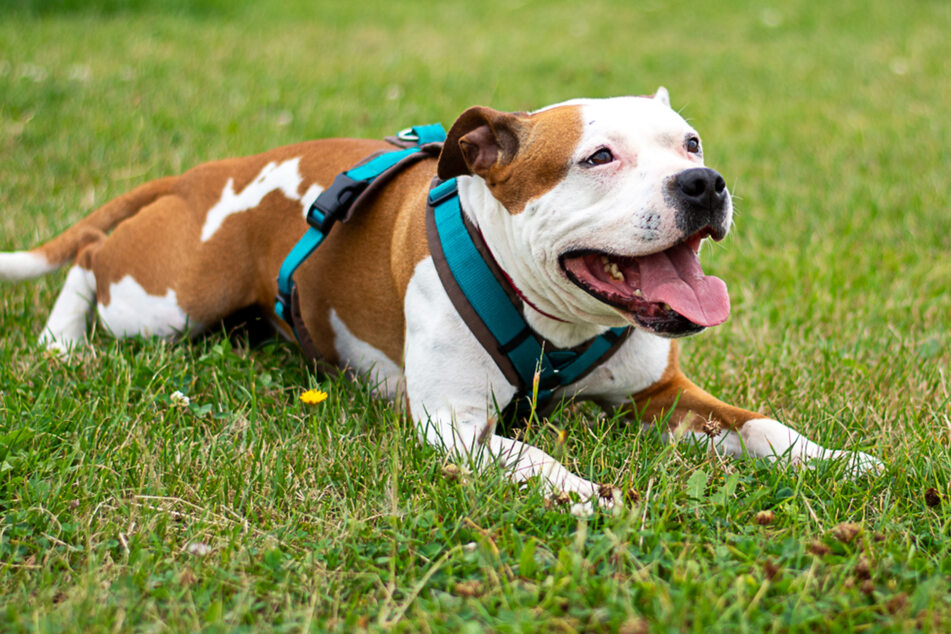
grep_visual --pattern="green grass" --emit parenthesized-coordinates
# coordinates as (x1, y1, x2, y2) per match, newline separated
(1, 0, 949, 630)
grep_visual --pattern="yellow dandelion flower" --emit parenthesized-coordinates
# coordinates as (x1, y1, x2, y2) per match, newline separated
(300, 389, 328, 405)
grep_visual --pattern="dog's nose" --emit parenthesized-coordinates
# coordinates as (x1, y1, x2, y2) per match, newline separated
(671, 167, 730, 239)
(674, 168, 727, 211)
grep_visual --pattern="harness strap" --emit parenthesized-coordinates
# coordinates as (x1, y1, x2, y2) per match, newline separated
(274, 123, 631, 418)
(275, 132, 444, 342)
(426, 178, 631, 416)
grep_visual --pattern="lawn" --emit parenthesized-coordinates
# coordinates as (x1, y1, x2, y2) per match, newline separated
(1, 0, 949, 631)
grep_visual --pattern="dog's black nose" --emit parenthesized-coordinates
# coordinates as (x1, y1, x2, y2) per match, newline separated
(675, 168, 727, 210)
(671, 167, 730, 239)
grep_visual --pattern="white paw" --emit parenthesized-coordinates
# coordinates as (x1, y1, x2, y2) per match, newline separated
(41, 338, 71, 361)
(549, 481, 623, 517)
(556, 472, 599, 499)
(800, 448, 884, 478)
(840, 451, 884, 477)
(730, 419, 883, 479)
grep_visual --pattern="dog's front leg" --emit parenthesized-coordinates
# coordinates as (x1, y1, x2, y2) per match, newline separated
(625, 367, 882, 474)
(412, 402, 603, 513)
(403, 263, 605, 513)
(405, 358, 604, 512)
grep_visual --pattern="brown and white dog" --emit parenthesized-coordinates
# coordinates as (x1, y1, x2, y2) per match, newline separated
(0, 90, 880, 512)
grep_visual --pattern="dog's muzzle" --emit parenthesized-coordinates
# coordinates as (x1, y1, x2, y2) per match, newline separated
(669, 167, 730, 239)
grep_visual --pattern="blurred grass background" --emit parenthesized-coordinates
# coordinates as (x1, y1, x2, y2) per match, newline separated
(1, 0, 949, 631)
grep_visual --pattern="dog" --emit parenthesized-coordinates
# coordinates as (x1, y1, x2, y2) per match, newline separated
(0, 89, 881, 512)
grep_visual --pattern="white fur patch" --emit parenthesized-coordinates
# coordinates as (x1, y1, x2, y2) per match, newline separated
(691, 418, 883, 475)
(402, 260, 608, 511)
(572, 328, 671, 404)
(201, 158, 304, 242)
(39, 265, 96, 349)
(97, 275, 197, 339)
(300, 183, 324, 219)
(403, 257, 516, 424)
(328, 308, 402, 398)
(0, 251, 56, 281)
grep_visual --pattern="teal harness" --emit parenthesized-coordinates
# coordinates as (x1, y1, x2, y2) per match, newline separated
(274, 123, 447, 334)
(276, 124, 630, 416)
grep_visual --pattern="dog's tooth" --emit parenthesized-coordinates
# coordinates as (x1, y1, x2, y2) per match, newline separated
(633, 289, 643, 298)
(609, 264, 625, 282)
(662, 303, 672, 311)
(600, 255, 610, 265)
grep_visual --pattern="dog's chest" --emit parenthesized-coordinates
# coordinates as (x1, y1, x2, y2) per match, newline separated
(567, 329, 672, 404)
(330, 251, 673, 408)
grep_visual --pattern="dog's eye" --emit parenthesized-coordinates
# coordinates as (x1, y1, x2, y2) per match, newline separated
(583, 148, 614, 166)
(686, 137, 701, 154)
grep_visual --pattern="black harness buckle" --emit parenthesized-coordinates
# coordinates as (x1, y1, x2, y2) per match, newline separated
(308, 172, 369, 233)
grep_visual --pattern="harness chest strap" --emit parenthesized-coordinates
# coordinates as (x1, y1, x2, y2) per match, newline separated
(425, 177, 631, 415)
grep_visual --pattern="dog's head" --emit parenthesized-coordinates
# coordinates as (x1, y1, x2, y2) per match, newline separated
(438, 90, 733, 338)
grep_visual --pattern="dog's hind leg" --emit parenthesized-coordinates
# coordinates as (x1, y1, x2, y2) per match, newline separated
(79, 193, 211, 343)
(1, 176, 182, 351)
(38, 265, 98, 353)
(34, 191, 217, 351)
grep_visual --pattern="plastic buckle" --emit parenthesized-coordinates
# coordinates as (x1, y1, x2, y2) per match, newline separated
(308, 172, 368, 232)
(397, 124, 446, 146)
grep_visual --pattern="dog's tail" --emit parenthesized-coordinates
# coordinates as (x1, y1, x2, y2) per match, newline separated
(0, 176, 177, 282)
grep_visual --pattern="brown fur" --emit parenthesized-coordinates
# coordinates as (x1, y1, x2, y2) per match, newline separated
(38, 176, 178, 266)
(30, 136, 435, 365)
(31, 109, 587, 370)
(626, 341, 761, 432)
(439, 105, 583, 214)
(24, 112, 752, 432)
(292, 156, 436, 364)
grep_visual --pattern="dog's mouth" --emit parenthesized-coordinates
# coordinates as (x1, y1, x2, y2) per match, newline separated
(560, 230, 730, 336)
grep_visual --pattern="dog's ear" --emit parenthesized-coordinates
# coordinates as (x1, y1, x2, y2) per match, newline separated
(438, 106, 522, 180)
(653, 86, 671, 107)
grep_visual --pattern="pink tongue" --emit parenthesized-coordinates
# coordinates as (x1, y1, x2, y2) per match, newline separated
(638, 242, 730, 327)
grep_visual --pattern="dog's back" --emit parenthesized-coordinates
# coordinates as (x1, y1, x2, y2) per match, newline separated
(0, 136, 424, 360)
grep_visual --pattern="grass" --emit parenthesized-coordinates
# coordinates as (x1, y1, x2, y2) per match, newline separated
(1, 0, 949, 630)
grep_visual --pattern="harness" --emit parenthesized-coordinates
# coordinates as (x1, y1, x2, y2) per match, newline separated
(276, 124, 631, 417)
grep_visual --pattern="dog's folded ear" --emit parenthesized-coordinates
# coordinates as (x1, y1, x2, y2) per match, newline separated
(438, 106, 523, 181)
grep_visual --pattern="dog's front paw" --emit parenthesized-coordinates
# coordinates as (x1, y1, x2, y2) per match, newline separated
(547, 481, 623, 517)
(840, 450, 884, 477)
(801, 447, 884, 478)
(42, 339, 71, 360)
